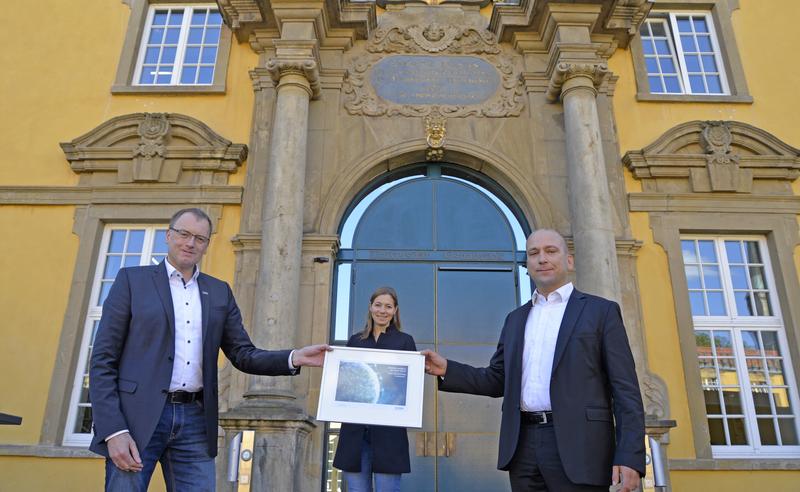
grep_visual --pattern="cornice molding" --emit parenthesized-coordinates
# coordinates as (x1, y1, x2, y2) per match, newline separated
(0, 185, 244, 205)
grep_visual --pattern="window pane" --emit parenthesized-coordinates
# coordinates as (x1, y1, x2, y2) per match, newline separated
(161, 47, 176, 65)
(144, 47, 160, 64)
(685, 54, 701, 72)
(741, 331, 761, 355)
(645, 58, 659, 73)
(722, 388, 742, 414)
(685, 265, 701, 289)
(664, 76, 682, 93)
(689, 292, 706, 315)
(201, 47, 217, 64)
(651, 22, 666, 37)
(734, 291, 753, 316)
(681, 35, 697, 52)
(208, 11, 223, 26)
(729, 266, 748, 289)
(747, 359, 766, 385)
(139, 67, 156, 84)
(681, 240, 698, 262)
(128, 230, 145, 252)
(725, 240, 743, 263)
(689, 75, 705, 93)
(766, 359, 786, 385)
(752, 388, 772, 414)
(124, 255, 141, 267)
(708, 418, 726, 444)
(157, 72, 172, 84)
(660, 57, 677, 74)
(706, 75, 722, 94)
(153, 10, 168, 25)
(204, 27, 221, 44)
(165, 27, 181, 45)
(655, 39, 670, 54)
(728, 418, 748, 445)
(103, 255, 121, 279)
(99, 281, 112, 306)
(192, 10, 207, 25)
(696, 331, 712, 349)
(758, 418, 778, 445)
(749, 266, 767, 289)
(198, 67, 214, 84)
(153, 230, 168, 254)
(701, 54, 717, 72)
(714, 331, 732, 350)
(648, 76, 664, 93)
(677, 18, 692, 33)
(745, 241, 762, 262)
(642, 39, 655, 55)
(181, 66, 197, 84)
(702, 265, 722, 289)
(168, 10, 183, 25)
(704, 388, 721, 414)
(697, 35, 713, 52)
(149, 27, 165, 44)
(754, 292, 772, 316)
(778, 419, 798, 445)
(698, 240, 716, 263)
(73, 407, 93, 434)
(185, 46, 200, 64)
(773, 388, 792, 415)
(706, 292, 726, 316)
(693, 17, 709, 33)
(762, 331, 779, 353)
(109, 230, 126, 253)
(718, 366, 738, 386)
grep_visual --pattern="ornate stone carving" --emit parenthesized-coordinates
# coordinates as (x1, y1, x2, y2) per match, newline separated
(605, 0, 652, 37)
(624, 120, 800, 195)
(546, 62, 609, 102)
(60, 113, 247, 185)
(265, 59, 322, 99)
(368, 23, 500, 54)
(343, 23, 523, 118)
(131, 113, 170, 181)
(640, 372, 670, 420)
(424, 111, 446, 161)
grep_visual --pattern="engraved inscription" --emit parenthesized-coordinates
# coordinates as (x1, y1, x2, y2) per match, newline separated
(370, 56, 499, 106)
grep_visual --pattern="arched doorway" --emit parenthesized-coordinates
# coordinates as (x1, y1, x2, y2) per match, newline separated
(325, 163, 531, 491)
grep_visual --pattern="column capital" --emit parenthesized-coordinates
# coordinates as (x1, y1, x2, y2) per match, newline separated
(546, 61, 609, 102)
(265, 58, 321, 99)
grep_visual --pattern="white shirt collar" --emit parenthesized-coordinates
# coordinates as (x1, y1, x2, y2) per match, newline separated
(532, 282, 573, 305)
(165, 258, 200, 283)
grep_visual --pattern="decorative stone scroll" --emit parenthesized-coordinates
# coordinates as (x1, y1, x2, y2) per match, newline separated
(546, 62, 609, 102)
(343, 23, 524, 118)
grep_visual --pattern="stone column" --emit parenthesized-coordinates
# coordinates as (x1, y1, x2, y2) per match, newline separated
(548, 62, 621, 302)
(244, 56, 321, 402)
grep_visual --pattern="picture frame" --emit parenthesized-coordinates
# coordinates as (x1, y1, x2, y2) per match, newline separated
(316, 346, 425, 428)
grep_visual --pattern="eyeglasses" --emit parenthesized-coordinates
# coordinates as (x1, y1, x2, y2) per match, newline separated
(169, 227, 210, 246)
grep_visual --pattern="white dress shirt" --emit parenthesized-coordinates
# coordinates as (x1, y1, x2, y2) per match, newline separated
(165, 259, 204, 392)
(520, 282, 573, 412)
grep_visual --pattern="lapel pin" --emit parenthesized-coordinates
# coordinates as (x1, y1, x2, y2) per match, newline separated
(202, 291, 209, 295)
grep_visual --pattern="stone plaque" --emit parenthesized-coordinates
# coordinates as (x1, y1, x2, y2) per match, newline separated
(370, 55, 500, 106)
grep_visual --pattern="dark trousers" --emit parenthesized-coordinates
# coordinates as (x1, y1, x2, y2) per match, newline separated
(508, 422, 607, 492)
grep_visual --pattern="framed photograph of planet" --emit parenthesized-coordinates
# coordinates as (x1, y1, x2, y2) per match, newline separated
(316, 346, 425, 428)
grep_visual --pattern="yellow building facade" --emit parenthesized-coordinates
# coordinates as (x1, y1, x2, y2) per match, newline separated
(0, 0, 798, 490)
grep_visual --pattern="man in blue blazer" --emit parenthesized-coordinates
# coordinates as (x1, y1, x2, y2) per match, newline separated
(423, 229, 644, 492)
(89, 208, 329, 491)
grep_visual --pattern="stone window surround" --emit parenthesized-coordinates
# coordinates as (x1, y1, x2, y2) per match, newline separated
(630, 0, 752, 103)
(649, 211, 800, 469)
(112, 0, 233, 94)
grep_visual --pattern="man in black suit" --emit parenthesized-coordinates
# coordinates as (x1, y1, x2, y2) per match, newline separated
(423, 229, 644, 492)
(89, 208, 329, 491)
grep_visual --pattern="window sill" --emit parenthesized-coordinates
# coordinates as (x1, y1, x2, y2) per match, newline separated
(635, 93, 753, 103)
(670, 458, 800, 470)
(0, 444, 100, 459)
(111, 84, 226, 95)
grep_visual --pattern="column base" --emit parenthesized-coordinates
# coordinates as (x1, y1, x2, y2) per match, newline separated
(217, 405, 318, 492)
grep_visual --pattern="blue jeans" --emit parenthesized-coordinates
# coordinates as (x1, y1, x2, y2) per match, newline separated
(343, 438, 401, 492)
(105, 401, 214, 492)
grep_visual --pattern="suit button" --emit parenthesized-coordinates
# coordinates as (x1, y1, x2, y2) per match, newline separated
(168, 356, 174, 361)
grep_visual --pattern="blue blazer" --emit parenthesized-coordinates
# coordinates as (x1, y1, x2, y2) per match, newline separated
(89, 262, 296, 458)
(439, 289, 645, 486)
(332, 326, 417, 474)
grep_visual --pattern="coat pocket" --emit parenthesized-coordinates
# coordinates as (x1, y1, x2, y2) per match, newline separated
(585, 407, 612, 422)
(118, 378, 138, 394)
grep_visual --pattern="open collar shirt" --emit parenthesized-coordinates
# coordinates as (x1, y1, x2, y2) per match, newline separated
(520, 282, 573, 412)
(165, 259, 204, 393)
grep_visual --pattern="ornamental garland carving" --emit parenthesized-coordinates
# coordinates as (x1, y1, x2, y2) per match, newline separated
(701, 121, 739, 166)
(343, 23, 524, 118)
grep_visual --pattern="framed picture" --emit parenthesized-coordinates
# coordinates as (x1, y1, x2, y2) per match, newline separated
(316, 346, 425, 428)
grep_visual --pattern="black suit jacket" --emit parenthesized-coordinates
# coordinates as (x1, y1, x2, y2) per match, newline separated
(439, 288, 645, 486)
(332, 326, 417, 474)
(89, 262, 297, 458)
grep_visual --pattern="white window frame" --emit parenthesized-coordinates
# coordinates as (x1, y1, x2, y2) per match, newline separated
(132, 4, 222, 87)
(644, 11, 730, 96)
(682, 235, 800, 458)
(63, 225, 168, 446)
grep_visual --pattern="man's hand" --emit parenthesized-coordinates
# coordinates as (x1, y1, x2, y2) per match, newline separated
(421, 349, 447, 376)
(292, 344, 332, 367)
(611, 465, 640, 492)
(107, 432, 143, 472)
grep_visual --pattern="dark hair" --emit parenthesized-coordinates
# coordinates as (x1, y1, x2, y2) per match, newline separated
(170, 208, 213, 235)
(359, 287, 402, 340)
